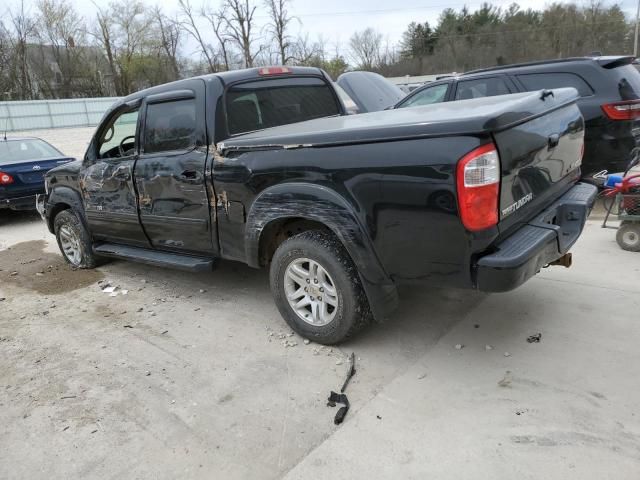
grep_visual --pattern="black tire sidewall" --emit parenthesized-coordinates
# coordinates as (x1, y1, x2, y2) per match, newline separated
(54, 210, 97, 268)
(270, 231, 368, 344)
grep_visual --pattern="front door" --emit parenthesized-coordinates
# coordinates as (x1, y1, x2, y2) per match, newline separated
(133, 85, 214, 254)
(81, 102, 148, 246)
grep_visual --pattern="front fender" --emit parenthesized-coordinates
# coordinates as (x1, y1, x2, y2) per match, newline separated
(46, 185, 87, 233)
(246, 183, 398, 321)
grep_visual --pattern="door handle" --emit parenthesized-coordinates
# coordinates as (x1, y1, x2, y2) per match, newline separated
(548, 134, 560, 149)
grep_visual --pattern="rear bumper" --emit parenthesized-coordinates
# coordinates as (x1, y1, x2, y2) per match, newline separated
(475, 183, 598, 292)
(0, 194, 38, 211)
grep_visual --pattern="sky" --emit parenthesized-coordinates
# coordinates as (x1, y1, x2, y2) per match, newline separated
(10, 0, 640, 56)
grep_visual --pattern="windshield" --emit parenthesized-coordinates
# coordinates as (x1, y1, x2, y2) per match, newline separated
(0, 139, 64, 164)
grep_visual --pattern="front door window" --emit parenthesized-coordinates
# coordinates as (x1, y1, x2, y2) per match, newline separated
(98, 109, 139, 159)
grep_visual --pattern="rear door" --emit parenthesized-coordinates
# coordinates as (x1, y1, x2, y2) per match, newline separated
(134, 81, 214, 254)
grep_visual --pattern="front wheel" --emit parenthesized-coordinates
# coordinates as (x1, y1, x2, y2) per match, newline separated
(616, 222, 640, 252)
(54, 209, 98, 268)
(270, 231, 372, 345)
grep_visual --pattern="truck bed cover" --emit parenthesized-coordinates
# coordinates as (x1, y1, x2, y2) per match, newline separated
(219, 88, 579, 152)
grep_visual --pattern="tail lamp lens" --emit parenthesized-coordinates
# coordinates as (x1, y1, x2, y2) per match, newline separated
(456, 143, 500, 231)
(602, 100, 640, 120)
(0, 172, 14, 185)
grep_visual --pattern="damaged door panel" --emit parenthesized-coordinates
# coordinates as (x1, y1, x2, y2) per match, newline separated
(81, 102, 148, 246)
(133, 82, 215, 254)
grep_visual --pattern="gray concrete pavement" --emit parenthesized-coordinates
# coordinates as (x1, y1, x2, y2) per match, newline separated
(0, 209, 638, 479)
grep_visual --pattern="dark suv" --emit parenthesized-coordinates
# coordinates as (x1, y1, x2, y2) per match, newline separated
(395, 56, 640, 182)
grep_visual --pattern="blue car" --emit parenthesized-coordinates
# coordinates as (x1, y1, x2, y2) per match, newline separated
(0, 137, 74, 211)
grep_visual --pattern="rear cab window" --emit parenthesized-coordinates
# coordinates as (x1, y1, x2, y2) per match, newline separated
(516, 72, 594, 97)
(225, 77, 341, 136)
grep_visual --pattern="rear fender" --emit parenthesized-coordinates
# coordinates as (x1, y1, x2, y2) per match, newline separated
(246, 183, 398, 321)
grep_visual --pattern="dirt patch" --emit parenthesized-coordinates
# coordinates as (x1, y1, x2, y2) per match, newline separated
(0, 240, 103, 294)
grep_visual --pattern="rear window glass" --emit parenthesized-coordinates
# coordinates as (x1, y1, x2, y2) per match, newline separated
(0, 139, 63, 164)
(226, 77, 341, 135)
(144, 99, 196, 153)
(455, 77, 511, 100)
(516, 73, 594, 97)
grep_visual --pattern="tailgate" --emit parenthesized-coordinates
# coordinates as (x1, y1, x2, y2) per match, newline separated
(493, 89, 584, 232)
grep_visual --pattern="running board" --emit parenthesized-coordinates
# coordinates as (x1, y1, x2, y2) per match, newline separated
(93, 243, 216, 272)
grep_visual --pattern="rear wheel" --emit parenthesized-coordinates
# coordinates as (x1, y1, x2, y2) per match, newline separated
(54, 210, 98, 268)
(270, 231, 372, 345)
(616, 222, 640, 252)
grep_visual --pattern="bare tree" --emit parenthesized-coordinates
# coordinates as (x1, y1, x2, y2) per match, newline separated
(222, 0, 261, 68)
(152, 6, 181, 79)
(349, 27, 382, 70)
(8, 0, 37, 99)
(200, 4, 232, 71)
(34, 0, 87, 97)
(177, 0, 216, 72)
(94, 4, 119, 93)
(92, 1, 151, 95)
(291, 34, 322, 64)
(264, 0, 294, 65)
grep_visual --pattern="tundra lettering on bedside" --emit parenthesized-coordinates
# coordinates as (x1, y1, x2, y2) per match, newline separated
(502, 193, 534, 217)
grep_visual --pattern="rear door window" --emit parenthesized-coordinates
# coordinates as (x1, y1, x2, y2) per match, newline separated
(143, 99, 197, 154)
(455, 77, 511, 100)
(516, 73, 594, 97)
(226, 77, 341, 135)
(397, 83, 449, 108)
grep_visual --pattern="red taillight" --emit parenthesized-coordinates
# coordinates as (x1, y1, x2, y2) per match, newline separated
(456, 143, 500, 232)
(0, 172, 14, 185)
(258, 66, 292, 76)
(601, 100, 640, 120)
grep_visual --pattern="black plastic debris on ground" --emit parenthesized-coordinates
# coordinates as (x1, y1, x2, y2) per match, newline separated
(327, 352, 356, 425)
(527, 333, 542, 343)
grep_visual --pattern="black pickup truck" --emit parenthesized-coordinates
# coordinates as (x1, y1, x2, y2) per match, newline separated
(39, 66, 597, 344)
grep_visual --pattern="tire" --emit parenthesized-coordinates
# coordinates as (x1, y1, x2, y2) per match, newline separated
(54, 209, 98, 268)
(616, 222, 640, 252)
(270, 230, 372, 345)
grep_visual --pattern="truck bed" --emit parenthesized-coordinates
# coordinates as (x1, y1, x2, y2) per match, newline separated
(219, 89, 579, 151)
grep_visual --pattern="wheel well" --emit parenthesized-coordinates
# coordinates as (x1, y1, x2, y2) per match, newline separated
(258, 217, 332, 266)
(48, 202, 71, 231)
